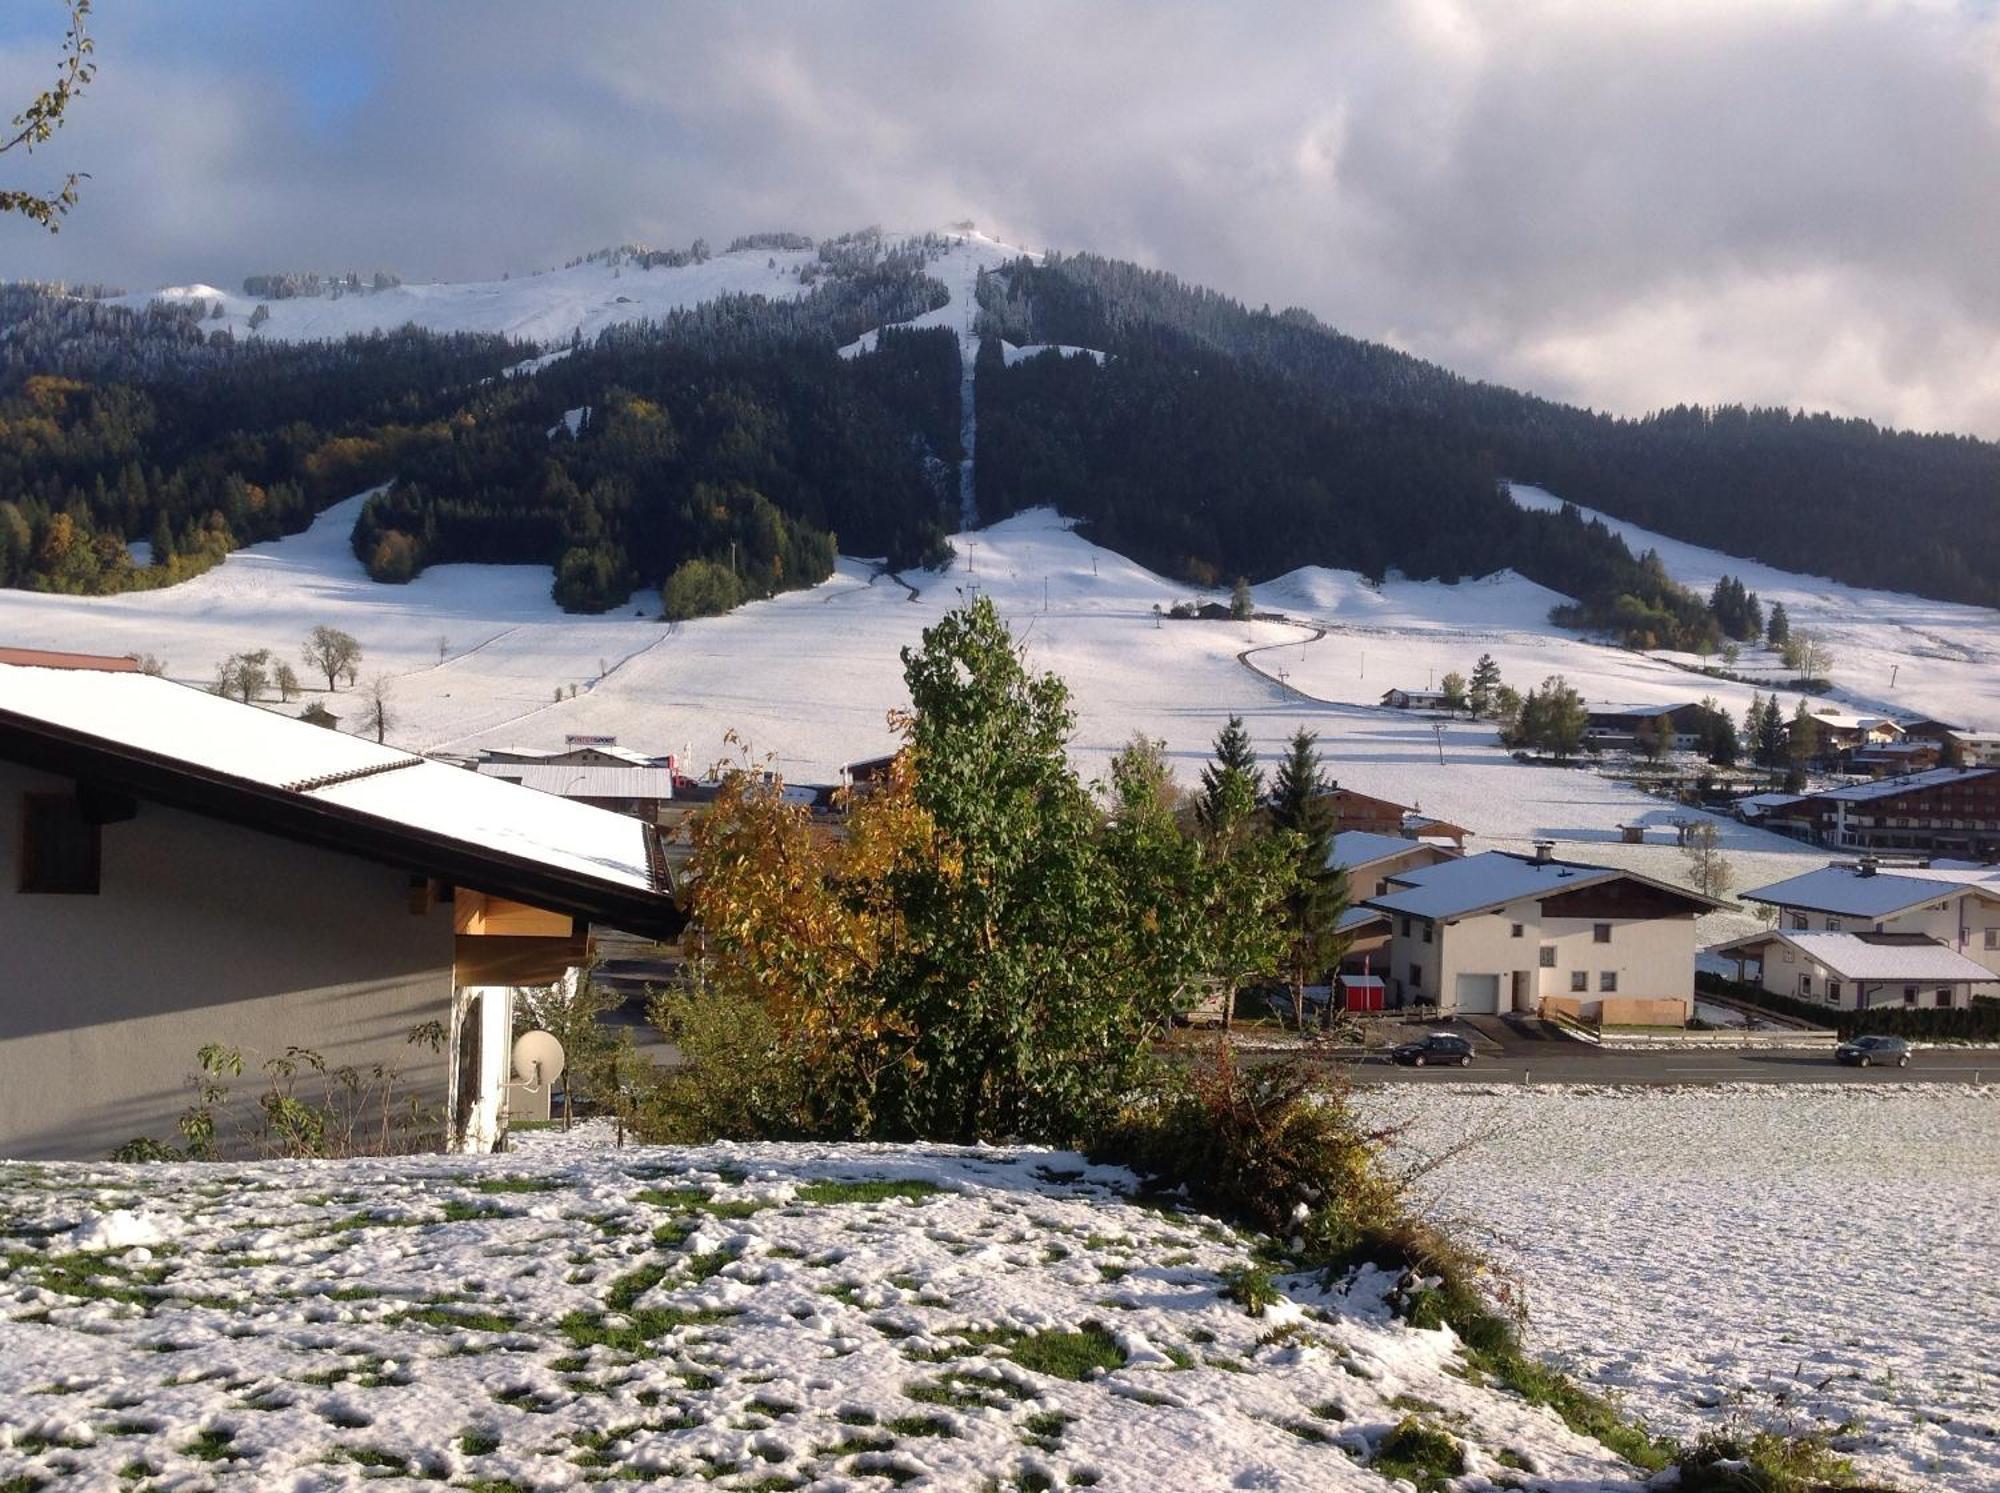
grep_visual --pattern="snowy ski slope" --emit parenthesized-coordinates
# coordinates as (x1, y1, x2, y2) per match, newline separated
(112, 247, 819, 348)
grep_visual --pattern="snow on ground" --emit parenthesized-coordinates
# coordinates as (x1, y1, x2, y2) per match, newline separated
(1370, 1084, 2000, 1492)
(0, 492, 1857, 939)
(112, 247, 818, 349)
(1001, 343, 1107, 367)
(0, 1137, 1646, 1492)
(1508, 483, 2000, 731)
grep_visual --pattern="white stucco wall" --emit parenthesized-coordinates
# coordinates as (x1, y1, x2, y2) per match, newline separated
(1386, 898, 1698, 1014)
(0, 762, 458, 1159)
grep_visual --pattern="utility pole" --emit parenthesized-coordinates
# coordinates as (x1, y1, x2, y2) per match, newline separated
(1890, 664, 1900, 689)
(1433, 722, 1446, 766)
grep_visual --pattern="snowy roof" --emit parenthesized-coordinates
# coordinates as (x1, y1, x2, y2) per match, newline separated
(1737, 866, 1969, 916)
(1588, 702, 1689, 720)
(1811, 766, 1997, 803)
(1810, 711, 1900, 733)
(1709, 930, 1996, 983)
(1735, 792, 1805, 811)
(1337, 905, 1390, 933)
(473, 763, 675, 799)
(1366, 851, 1719, 921)
(1327, 830, 1425, 871)
(0, 662, 677, 932)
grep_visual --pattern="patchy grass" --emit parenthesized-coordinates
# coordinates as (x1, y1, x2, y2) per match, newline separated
(1008, 1325, 1125, 1382)
(1372, 1416, 1465, 1490)
(795, 1180, 946, 1206)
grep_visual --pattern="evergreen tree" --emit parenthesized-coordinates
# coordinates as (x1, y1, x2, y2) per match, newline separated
(1196, 714, 1262, 834)
(1789, 699, 1820, 773)
(1468, 653, 1502, 716)
(1698, 697, 1738, 767)
(1229, 576, 1253, 620)
(1267, 729, 1348, 1028)
(1767, 602, 1791, 648)
(1755, 695, 1789, 769)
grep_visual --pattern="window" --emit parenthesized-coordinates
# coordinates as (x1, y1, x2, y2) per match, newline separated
(1510, 923, 1524, 939)
(1600, 971, 1618, 993)
(1408, 964, 1422, 990)
(1826, 917, 1843, 932)
(1421, 921, 1433, 944)
(1799, 975, 1812, 997)
(1986, 929, 1998, 951)
(1936, 987, 1951, 1008)
(1790, 913, 1809, 931)
(1903, 985, 1918, 1007)
(1399, 917, 1411, 938)
(1569, 970, 1588, 993)
(1376, 879, 1389, 896)
(18, 793, 100, 895)
(1827, 980, 1842, 1005)
(1538, 946, 1556, 968)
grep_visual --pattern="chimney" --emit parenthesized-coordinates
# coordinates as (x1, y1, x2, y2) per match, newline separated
(1532, 840, 1554, 864)
(1857, 856, 1878, 878)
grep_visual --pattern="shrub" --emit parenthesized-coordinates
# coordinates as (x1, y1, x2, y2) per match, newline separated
(1372, 1416, 1464, 1488)
(661, 556, 742, 620)
(1675, 1429, 1857, 1492)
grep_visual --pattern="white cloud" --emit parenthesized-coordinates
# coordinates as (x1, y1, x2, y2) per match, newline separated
(5, 1, 2000, 434)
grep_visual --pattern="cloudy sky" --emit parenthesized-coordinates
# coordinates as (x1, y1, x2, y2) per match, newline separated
(4, 1, 1998, 435)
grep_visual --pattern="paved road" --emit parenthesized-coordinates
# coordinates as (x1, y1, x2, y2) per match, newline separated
(1333, 1046, 1995, 1086)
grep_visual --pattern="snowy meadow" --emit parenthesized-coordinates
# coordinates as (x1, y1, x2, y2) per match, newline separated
(1372, 1084, 2000, 1493)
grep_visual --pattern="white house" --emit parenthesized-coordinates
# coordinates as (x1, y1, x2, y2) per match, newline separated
(1364, 848, 1721, 1020)
(0, 650, 682, 1161)
(1737, 861, 2000, 978)
(1380, 687, 1453, 711)
(1707, 929, 1997, 1012)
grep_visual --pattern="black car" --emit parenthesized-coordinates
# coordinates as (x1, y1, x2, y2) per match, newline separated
(1391, 1032, 1475, 1068)
(1834, 1034, 1911, 1068)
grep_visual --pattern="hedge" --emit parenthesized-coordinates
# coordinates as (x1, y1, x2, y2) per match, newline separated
(1697, 971, 2000, 1041)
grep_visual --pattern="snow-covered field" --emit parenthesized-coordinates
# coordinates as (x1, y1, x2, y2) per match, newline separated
(113, 246, 819, 349)
(1373, 1084, 2000, 1492)
(0, 1133, 1646, 1492)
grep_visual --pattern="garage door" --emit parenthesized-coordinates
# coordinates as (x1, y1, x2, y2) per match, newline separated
(1454, 973, 1500, 1015)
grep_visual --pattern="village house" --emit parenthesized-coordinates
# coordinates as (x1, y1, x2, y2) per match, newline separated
(0, 650, 681, 1161)
(472, 761, 676, 822)
(1380, 687, 1452, 711)
(1707, 929, 1997, 1012)
(1362, 845, 1721, 1021)
(1327, 830, 1462, 988)
(1847, 740, 1942, 777)
(1943, 730, 2000, 767)
(1800, 709, 1904, 756)
(1582, 702, 1709, 752)
(1736, 860, 2000, 984)
(1793, 767, 2000, 857)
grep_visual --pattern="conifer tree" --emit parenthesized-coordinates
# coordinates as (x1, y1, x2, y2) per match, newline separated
(1767, 602, 1791, 648)
(1197, 715, 1262, 834)
(1229, 576, 1253, 621)
(1468, 653, 1502, 716)
(1267, 729, 1348, 1028)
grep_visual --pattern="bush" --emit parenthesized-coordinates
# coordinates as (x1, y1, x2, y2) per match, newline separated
(1372, 1415, 1465, 1488)
(1675, 1429, 1857, 1492)
(661, 556, 743, 620)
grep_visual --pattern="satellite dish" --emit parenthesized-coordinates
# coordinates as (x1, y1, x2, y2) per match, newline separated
(511, 1030, 566, 1090)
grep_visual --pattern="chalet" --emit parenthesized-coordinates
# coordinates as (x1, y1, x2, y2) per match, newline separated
(1403, 812, 1470, 847)
(472, 761, 675, 822)
(1327, 830, 1461, 980)
(478, 738, 669, 769)
(1794, 767, 2000, 857)
(1848, 740, 1941, 777)
(1707, 929, 1997, 1011)
(1943, 731, 2000, 767)
(1895, 718, 1964, 745)
(1363, 847, 1721, 1020)
(1801, 710, 1903, 755)
(1329, 829, 1460, 899)
(1380, 688, 1452, 711)
(0, 650, 681, 1161)
(1318, 784, 1417, 837)
(1737, 860, 2000, 979)
(1582, 702, 1708, 752)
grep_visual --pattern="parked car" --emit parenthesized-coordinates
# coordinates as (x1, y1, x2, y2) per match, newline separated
(1391, 1032, 1474, 1067)
(1834, 1034, 1911, 1068)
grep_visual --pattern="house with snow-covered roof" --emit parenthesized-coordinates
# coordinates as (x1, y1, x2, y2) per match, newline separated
(1707, 929, 1997, 1012)
(1737, 859, 2000, 980)
(1362, 846, 1722, 1022)
(1583, 702, 1710, 752)
(0, 648, 682, 1161)
(1792, 767, 2000, 857)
